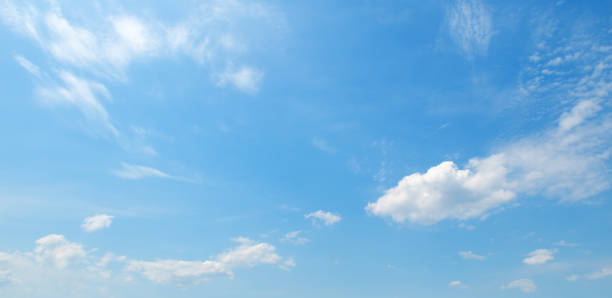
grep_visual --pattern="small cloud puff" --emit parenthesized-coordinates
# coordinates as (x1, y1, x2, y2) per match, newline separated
(81, 214, 114, 232)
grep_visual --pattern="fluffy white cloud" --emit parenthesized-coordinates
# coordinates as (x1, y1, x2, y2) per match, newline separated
(112, 162, 171, 180)
(305, 210, 342, 226)
(523, 249, 556, 265)
(34, 234, 87, 269)
(459, 250, 485, 261)
(447, 0, 492, 56)
(81, 214, 114, 232)
(502, 279, 537, 293)
(282, 231, 309, 245)
(585, 268, 612, 280)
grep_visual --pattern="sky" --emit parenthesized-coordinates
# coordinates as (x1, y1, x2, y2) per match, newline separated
(0, 0, 611, 297)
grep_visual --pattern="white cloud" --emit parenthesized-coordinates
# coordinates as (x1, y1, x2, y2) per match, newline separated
(81, 214, 114, 232)
(502, 279, 537, 293)
(14, 54, 40, 77)
(281, 231, 309, 245)
(585, 268, 612, 280)
(447, 0, 493, 56)
(112, 162, 171, 180)
(36, 70, 118, 136)
(448, 280, 464, 287)
(366, 97, 610, 224)
(215, 66, 264, 94)
(34, 234, 87, 269)
(128, 237, 288, 285)
(305, 210, 341, 226)
(554, 240, 579, 247)
(566, 274, 580, 281)
(312, 137, 335, 153)
(522, 249, 556, 265)
(459, 250, 485, 261)
(0, 270, 15, 287)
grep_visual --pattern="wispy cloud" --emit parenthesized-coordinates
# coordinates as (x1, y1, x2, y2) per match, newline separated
(112, 163, 171, 180)
(281, 231, 309, 245)
(312, 137, 336, 153)
(446, 0, 493, 57)
(502, 279, 537, 293)
(459, 250, 485, 261)
(14, 55, 40, 77)
(585, 268, 612, 280)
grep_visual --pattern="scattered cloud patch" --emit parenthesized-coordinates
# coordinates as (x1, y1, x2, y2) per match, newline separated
(523, 249, 556, 265)
(566, 274, 580, 281)
(459, 250, 485, 260)
(447, 0, 493, 56)
(585, 268, 612, 280)
(34, 234, 87, 269)
(554, 240, 579, 247)
(215, 66, 264, 94)
(14, 54, 40, 77)
(282, 231, 309, 245)
(305, 210, 341, 226)
(81, 214, 114, 232)
(502, 279, 537, 293)
(312, 137, 335, 153)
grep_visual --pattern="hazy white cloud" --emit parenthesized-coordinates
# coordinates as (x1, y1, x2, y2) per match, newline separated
(554, 240, 579, 247)
(112, 163, 171, 180)
(282, 231, 309, 245)
(81, 214, 114, 232)
(502, 279, 537, 293)
(312, 137, 335, 153)
(459, 250, 485, 261)
(305, 210, 341, 226)
(215, 66, 264, 94)
(566, 274, 580, 281)
(0, 270, 15, 287)
(36, 70, 117, 136)
(447, 0, 492, 56)
(523, 249, 556, 265)
(34, 234, 87, 269)
(448, 280, 465, 288)
(585, 268, 612, 280)
(14, 54, 40, 77)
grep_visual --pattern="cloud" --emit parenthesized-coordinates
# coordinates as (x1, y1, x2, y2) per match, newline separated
(281, 231, 309, 245)
(36, 70, 118, 136)
(128, 237, 288, 285)
(446, 0, 493, 56)
(566, 274, 580, 281)
(14, 54, 40, 77)
(312, 137, 336, 153)
(554, 240, 579, 247)
(523, 249, 556, 265)
(215, 66, 264, 94)
(459, 250, 485, 260)
(34, 234, 87, 269)
(502, 279, 537, 293)
(112, 162, 172, 180)
(81, 214, 114, 232)
(585, 268, 612, 280)
(366, 97, 610, 224)
(305, 210, 341, 226)
(0, 270, 15, 287)
(448, 280, 464, 287)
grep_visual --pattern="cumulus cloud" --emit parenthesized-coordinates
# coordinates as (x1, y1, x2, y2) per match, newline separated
(502, 279, 537, 293)
(34, 234, 87, 269)
(447, 0, 493, 56)
(81, 214, 114, 232)
(281, 231, 310, 245)
(366, 98, 610, 225)
(459, 250, 485, 260)
(305, 210, 341, 226)
(523, 249, 556, 265)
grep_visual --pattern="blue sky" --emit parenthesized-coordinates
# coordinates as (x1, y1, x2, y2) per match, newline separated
(0, 0, 611, 297)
